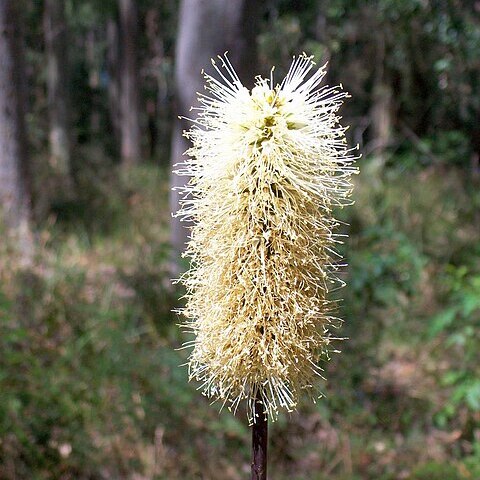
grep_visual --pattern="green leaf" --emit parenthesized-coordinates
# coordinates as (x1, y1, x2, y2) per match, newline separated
(465, 381, 480, 411)
(428, 308, 457, 338)
(461, 292, 480, 317)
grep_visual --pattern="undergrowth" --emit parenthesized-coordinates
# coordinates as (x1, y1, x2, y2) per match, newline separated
(1, 158, 479, 479)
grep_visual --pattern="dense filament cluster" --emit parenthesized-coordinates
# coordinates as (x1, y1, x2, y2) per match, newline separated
(174, 53, 357, 423)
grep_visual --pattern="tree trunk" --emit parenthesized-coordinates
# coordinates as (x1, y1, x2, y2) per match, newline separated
(145, 6, 169, 161)
(225, 0, 262, 88)
(170, 0, 262, 260)
(0, 0, 33, 257)
(370, 81, 392, 159)
(369, 31, 392, 161)
(119, 0, 141, 167)
(44, 0, 72, 194)
(106, 16, 121, 151)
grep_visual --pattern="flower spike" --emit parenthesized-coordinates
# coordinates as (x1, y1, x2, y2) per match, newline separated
(174, 53, 358, 424)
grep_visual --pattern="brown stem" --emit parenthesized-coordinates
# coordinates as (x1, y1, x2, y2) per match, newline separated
(251, 389, 268, 480)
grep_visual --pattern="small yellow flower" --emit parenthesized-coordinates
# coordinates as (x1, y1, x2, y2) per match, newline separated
(174, 53, 358, 423)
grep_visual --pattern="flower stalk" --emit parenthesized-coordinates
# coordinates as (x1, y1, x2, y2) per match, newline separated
(251, 389, 268, 480)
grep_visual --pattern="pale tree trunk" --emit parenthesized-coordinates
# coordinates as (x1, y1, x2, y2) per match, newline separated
(369, 31, 392, 162)
(170, 0, 262, 260)
(0, 0, 33, 259)
(44, 0, 72, 194)
(106, 16, 121, 150)
(85, 28, 102, 136)
(370, 81, 392, 160)
(224, 0, 261, 88)
(119, 0, 141, 167)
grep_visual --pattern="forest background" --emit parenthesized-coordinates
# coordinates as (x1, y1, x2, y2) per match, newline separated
(0, 0, 479, 479)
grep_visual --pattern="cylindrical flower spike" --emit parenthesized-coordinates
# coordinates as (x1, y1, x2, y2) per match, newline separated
(174, 53, 358, 424)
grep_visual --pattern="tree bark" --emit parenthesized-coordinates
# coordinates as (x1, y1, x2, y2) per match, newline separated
(170, 0, 262, 260)
(119, 0, 141, 167)
(145, 7, 162, 160)
(0, 0, 33, 257)
(106, 16, 121, 150)
(225, 0, 262, 89)
(44, 0, 72, 193)
(370, 82, 392, 159)
(369, 30, 392, 162)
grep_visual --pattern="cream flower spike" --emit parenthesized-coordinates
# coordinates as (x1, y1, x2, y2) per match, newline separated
(174, 53, 358, 424)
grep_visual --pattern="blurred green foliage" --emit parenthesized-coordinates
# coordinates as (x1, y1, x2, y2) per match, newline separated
(1, 164, 250, 479)
(2, 158, 480, 479)
(259, 0, 480, 164)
